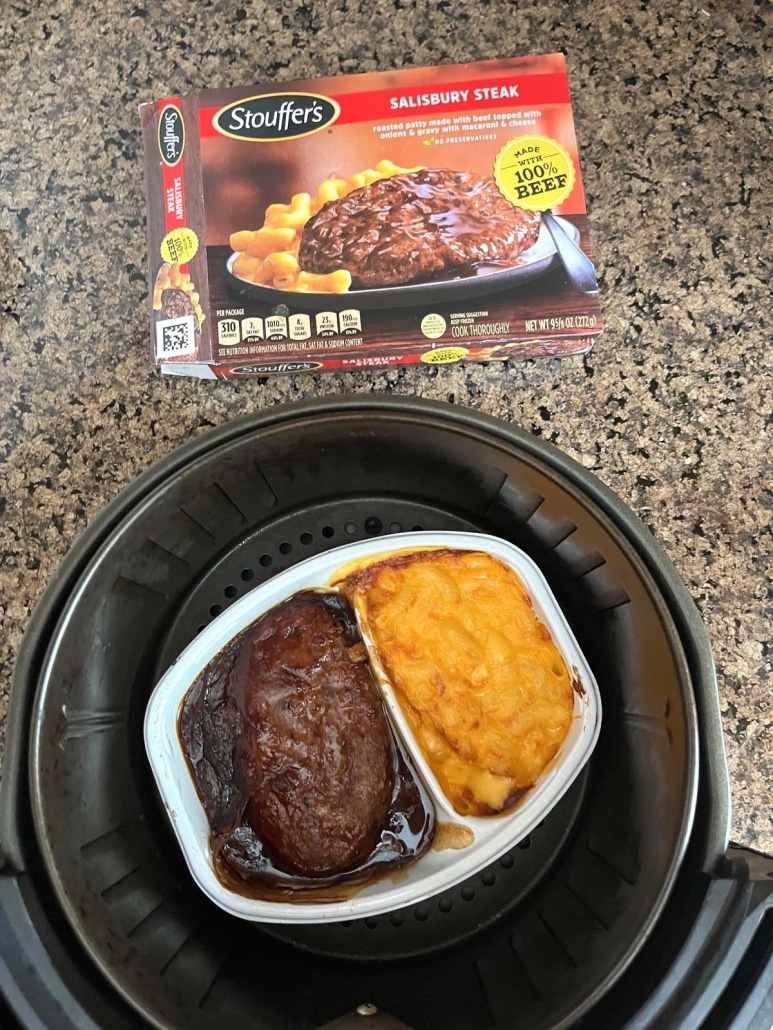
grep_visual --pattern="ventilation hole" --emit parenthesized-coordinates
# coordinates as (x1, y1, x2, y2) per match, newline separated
(389, 521, 402, 533)
(364, 917, 379, 930)
(344, 521, 357, 535)
(389, 912, 404, 927)
(279, 542, 292, 555)
(300, 532, 313, 545)
(224, 585, 238, 599)
(517, 836, 532, 850)
(664, 698, 671, 718)
(364, 516, 383, 535)
(500, 853, 514, 869)
(461, 886, 475, 902)
(259, 554, 272, 567)
(241, 568, 255, 582)
(414, 906, 429, 922)
(322, 525, 335, 538)
(412, 524, 423, 531)
(209, 604, 223, 617)
(438, 897, 453, 913)
(196, 625, 206, 634)
(481, 871, 496, 887)
(340, 920, 353, 929)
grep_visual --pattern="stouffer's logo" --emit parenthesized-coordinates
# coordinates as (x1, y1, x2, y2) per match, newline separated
(213, 92, 340, 142)
(231, 361, 323, 375)
(158, 104, 184, 166)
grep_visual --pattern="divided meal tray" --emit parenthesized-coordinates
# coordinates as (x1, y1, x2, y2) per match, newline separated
(144, 531, 601, 924)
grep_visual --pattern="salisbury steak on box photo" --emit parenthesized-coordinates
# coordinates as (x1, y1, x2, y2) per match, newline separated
(298, 168, 542, 289)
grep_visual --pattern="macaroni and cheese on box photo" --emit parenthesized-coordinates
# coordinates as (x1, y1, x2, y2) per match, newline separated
(139, 54, 603, 379)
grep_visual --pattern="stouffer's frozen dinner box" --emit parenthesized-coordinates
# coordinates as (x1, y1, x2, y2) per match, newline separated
(139, 54, 602, 379)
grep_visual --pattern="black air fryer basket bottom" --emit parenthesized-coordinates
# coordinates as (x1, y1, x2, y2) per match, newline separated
(1, 397, 771, 1030)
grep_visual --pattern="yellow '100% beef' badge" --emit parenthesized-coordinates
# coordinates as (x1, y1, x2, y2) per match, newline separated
(160, 227, 199, 264)
(493, 135, 576, 212)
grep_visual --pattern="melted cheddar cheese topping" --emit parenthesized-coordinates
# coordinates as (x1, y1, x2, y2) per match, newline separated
(338, 550, 574, 817)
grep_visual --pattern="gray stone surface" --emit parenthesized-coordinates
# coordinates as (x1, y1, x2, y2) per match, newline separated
(0, 0, 770, 860)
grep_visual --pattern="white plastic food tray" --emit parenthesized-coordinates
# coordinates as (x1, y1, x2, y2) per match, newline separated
(144, 531, 601, 924)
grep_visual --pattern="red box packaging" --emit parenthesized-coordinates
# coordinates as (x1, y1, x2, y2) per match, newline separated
(140, 54, 602, 379)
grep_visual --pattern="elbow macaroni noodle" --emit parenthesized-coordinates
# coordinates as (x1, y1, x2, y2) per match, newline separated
(229, 159, 424, 294)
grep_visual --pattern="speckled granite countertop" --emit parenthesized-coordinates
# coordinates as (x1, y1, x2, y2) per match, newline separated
(0, 0, 770, 858)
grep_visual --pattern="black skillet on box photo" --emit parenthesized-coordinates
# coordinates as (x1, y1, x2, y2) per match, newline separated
(0, 397, 771, 1030)
(224, 216, 591, 313)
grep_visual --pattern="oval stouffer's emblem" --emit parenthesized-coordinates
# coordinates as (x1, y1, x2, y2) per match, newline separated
(213, 92, 340, 142)
(231, 361, 323, 375)
(158, 104, 185, 166)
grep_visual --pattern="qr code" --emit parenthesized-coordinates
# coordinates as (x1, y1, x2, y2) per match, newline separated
(155, 315, 197, 360)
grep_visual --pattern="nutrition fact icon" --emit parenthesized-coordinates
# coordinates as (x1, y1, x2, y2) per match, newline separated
(217, 318, 241, 346)
(217, 309, 362, 346)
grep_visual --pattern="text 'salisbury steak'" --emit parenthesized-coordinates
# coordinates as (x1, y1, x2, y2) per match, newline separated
(299, 169, 542, 289)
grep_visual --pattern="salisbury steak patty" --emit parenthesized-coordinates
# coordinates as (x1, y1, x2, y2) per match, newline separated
(180, 591, 395, 879)
(298, 168, 542, 289)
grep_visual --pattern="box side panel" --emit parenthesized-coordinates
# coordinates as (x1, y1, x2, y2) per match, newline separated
(140, 97, 212, 366)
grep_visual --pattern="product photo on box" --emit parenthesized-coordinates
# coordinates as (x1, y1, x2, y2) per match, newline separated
(140, 54, 603, 379)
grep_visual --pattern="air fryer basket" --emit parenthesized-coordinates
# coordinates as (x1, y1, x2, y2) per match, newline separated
(1, 397, 770, 1030)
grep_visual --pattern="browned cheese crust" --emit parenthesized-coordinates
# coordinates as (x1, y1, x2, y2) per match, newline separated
(338, 550, 574, 817)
